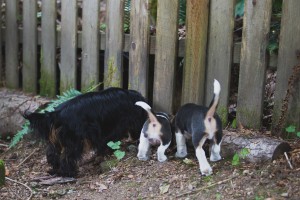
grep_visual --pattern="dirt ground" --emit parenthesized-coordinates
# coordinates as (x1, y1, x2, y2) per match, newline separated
(0, 133, 300, 200)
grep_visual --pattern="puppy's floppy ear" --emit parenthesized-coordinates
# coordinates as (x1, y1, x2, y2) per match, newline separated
(135, 101, 158, 123)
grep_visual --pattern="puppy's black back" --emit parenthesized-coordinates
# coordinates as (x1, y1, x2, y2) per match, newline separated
(175, 103, 222, 145)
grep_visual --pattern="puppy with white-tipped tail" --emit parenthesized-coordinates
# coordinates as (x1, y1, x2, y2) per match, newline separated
(174, 79, 223, 176)
(135, 101, 172, 162)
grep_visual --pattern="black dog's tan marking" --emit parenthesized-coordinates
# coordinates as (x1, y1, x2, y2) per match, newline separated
(24, 88, 147, 177)
(174, 79, 222, 176)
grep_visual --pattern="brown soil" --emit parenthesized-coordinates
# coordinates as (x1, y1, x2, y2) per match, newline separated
(1, 134, 300, 200)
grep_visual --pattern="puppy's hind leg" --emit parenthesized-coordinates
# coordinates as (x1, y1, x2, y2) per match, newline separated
(137, 132, 150, 161)
(210, 140, 222, 162)
(157, 141, 171, 162)
(196, 146, 212, 176)
(175, 131, 187, 158)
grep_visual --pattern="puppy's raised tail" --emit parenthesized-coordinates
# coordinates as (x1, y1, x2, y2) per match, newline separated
(135, 101, 157, 123)
(207, 79, 221, 118)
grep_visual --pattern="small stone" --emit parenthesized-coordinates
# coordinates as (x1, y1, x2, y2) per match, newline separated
(243, 170, 250, 175)
(281, 192, 288, 197)
(148, 187, 153, 191)
(128, 174, 134, 179)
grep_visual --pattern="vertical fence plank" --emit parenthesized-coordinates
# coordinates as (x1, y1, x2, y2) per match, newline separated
(181, 0, 209, 105)
(152, 0, 179, 113)
(60, 0, 77, 93)
(129, 0, 150, 97)
(236, 0, 272, 129)
(5, 0, 19, 89)
(104, 0, 124, 88)
(0, 0, 2, 86)
(272, 0, 300, 133)
(40, 0, 57, 96)
(205, 0, 235, 124)
(81, 0, 100, 91)
(23, 0, 37, 93)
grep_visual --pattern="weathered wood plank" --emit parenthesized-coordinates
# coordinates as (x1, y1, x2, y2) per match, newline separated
(236, 0, 272, 129)
(129, 0, 150, 97)
(181, 0, 209, 105)
(233, 43, 277, 68)
(40, 0, 57, 97)
(272, 0, 300, 133)
(152, 0, 179, 113)
(5, 0, 19, 89)
(60, 0, 77, 93)
(0, 1, 2, 86)
(104, 0, 124, 88)
(81, 0, 100, 91)
(22, 0, 37, 93)
(205, 0, 235, 124)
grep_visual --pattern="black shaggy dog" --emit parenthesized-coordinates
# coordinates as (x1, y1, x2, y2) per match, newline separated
(24, 88, 147, 177)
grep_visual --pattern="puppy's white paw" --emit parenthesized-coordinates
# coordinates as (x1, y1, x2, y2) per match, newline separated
(138, 155, 149, 161)
(158, 155, 167, 162)
(175, 151, 187, 158)
(200, 166, 213, 176)
(210, 153, 221, 162)
(137, 152, 149, 161)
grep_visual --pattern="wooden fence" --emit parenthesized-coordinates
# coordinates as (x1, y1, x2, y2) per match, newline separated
(0, 0, 299, 133)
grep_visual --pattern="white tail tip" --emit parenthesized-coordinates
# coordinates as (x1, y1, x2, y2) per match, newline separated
(135, 101, 151, 110)
(213, 79, 221, 95)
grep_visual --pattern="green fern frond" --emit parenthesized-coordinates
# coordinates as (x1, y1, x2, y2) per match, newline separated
(9, 88, 82, 148)
(42, 89, 82, 113)
(9, 120, 30, 148)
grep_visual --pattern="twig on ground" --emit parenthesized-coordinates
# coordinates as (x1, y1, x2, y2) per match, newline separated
(0, 143, 9, 148)
(17, 148, 38, 168)
(176, 175, 239, 198)
(284, 152, 293, 169)
(5, 177, 33, 200)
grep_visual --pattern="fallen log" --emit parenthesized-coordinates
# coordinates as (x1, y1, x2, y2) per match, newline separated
(221, 130, 291, 163)
(0, 88, 292, 163)
(0, 88, 49, 137)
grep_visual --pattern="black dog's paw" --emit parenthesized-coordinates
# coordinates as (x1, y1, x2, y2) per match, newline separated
(47, 168, 58, 175)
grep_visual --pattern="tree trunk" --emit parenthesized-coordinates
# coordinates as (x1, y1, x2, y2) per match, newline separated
(222, 130, 291, 163)
(0, 89, 49, 137)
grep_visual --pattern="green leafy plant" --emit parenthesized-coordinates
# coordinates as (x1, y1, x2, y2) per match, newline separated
(232, 148, 250, 166)
(285, 125, 300, 138)
(231, 118, 237, 129)
(235, 0, 244, 18)
(107, 141, 126, 160)
(0, 159, 5, 186)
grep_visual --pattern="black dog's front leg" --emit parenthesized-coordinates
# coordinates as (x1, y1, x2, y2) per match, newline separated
(46, 143, 61, 175)
(58, 140, 83, 177)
